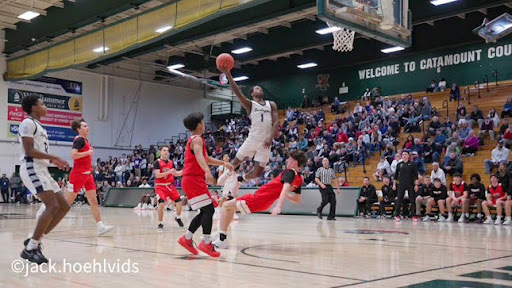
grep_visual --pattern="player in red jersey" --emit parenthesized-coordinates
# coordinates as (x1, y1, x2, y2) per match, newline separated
(482, 174, 508, 224)
(213, 150, 307, 249)
(177, 112, 233, 258)
(67, 118, 114, 235)
(154, 145, 184, 231)
(445, 172, 467, 222)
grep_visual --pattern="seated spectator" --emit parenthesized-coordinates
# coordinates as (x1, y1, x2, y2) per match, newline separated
(443, 152, 463, 176)
(502, 97, 512, 118)
(373, 156, 391, 182)
(468, 105, 484, 128)
(502, 123, 512, 148)
(488, 108, 500, 128)
(298, 136, 308, 151)
(437, 78, 447, 91)
(422, 178, 448, 221)
(496, 161, 510, 192)
(433, 129, 447, 148)
(415, 176, 433, 217)
(403, 134, 414, 151)
(420, 101, 432, 120)
(411, 151, 426, 175)
(465, 173, 486, 222)
(499, 118, 509, 137)
(383, 144, 396, 164)
(338, 177, 350, 187)
(331, 97, 341, 114)
(461, 130, 479, 156)
(357, 177, 377, 218)
(457, 103, 467, 121)
(379, 176, 396, 217)
(431, 162, 446, 185)
(449, 83, 460, 101)
(423, 138, 441, 163)
(286, 107, 295, 121)
(428, 116, 442, 137)
(479, 117, 495, 140)
(354, 139, 367, 166)
(426, 80, 437, 93)
(353, 102, 364, 116)
(482, 174, 507, 224)
(289, 137, 298, 150)
(484, 140, 510, 174)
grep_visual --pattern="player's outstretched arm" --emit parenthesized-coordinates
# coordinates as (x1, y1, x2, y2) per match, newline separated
(222, 69, 252, 113)
(271, 183, 292, 215)
(286, 192, 301, 204)
(207, 156, 233, 171)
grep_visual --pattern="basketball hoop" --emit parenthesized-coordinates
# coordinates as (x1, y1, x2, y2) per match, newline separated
(327, 22, 355, 52)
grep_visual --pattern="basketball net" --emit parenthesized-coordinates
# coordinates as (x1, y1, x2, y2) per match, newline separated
(327, 22, 355, 53)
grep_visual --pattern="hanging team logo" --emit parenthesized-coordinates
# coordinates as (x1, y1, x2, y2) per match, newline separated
(316, 74, 330, 90)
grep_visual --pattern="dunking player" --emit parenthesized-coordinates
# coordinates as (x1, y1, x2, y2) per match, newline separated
(177, 112, 233, 257)
(18, 94, 70, 264)
(213, 151, 307, 249)
(64, 118, 114, 235)
(154, 145, 184, 231)
(217, 67, 279, 198)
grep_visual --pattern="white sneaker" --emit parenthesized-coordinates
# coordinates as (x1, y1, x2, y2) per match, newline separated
(212, 239, 229, 249)
(446, 215, 454, 222)
(438, 215, 446, 222)
(133, 203, 142, 210)
(98, 224, 114, 236)
(483, 218, 493, 224)
(36, 204, 46, 220)
(422, 215, 430, 222)
(233, 213, 239, 220)
(494, 218, 502, 225)
(503, 218, 511, 225)
(458, 215, 465, 223)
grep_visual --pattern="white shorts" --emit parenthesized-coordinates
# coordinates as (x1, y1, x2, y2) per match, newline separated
(236, 138, 270, 165)
(20, 161, 61, 195)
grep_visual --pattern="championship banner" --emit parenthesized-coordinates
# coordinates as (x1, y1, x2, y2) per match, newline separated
(7, 88, 82, 142)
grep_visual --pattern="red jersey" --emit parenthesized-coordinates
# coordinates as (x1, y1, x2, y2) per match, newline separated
(72, 136, 92, 173)
(254, 169, 303, 199)
(183, 135, 207, 177)
(488, 184, 506, 203)
(450, 181, 466, 198)
(153, 159, 174, 185)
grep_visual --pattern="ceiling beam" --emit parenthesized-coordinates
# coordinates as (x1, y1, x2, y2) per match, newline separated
(478, 8, 487, 15)
(0, 22, 17, 30)
(457, 14, 465, 19)
(279, 21, 292, 28)
(35, 0, 64, 8)
(0, 11, 31, 23)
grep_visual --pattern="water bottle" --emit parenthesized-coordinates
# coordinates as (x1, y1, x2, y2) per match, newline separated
(372, 210, 377, 219)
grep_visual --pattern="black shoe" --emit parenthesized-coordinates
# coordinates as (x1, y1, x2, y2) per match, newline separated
(20, 247, 48, 265)
(316, 211, 323, 219)
(327, 217, 336, 221)
(23, 238, 42, 250)
(157, 223, 164, 232)
(175, 218, 184, 227)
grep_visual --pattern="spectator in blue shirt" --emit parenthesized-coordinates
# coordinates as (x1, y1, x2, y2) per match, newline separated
(502, 97, 512, 118)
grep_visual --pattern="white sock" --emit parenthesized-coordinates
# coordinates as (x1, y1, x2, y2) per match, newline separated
(465, 213, 469, 217)
(26, 238, 39, 251)
(506, 216, 511, 220)
(496, 216, 502, 220)
(448, 213, 453, 217)
(185, 230, 193, 240)
(175, 214, 181, 219)
(203, 235, 211, 244)
(96, 221, 104, 228)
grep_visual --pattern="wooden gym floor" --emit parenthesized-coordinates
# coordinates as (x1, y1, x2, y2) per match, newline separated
(1, 204, 511, 288)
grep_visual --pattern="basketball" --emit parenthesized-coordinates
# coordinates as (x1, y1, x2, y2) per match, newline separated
(216, 53, 234, 71)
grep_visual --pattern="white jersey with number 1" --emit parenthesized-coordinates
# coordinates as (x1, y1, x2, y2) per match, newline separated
(248, 100, 272, 141)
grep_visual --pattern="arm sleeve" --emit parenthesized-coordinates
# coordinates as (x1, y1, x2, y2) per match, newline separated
(281, 170, 296, 184)
(153, 160, 160, 171)
(72, 137, 86, 150)
(18, 120, 36, 138)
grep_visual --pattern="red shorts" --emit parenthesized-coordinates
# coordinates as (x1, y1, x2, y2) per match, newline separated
(68, 172, 95, 193)
(236, 193, 277, 215)
(155, 185, 181, 202)
(181, 176, 211, 210)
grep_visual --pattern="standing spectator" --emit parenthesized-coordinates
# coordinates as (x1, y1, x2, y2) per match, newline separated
(315, 158, 340, 220)
(134, 154, 142, 177)
(449, 83, 460, 101)
(484, 141, 509, 174)
(357, 177, 377, 218)
(394, 151, 419, 221)
(0, 174, 9, 203)
(9, 172, 21, 204)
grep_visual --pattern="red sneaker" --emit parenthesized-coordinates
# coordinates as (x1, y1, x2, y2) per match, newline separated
(395, 216, 401, 222)
(412, 216, 419, 222)
(198, 241, 221, 257)
(177, 235, 198, 255)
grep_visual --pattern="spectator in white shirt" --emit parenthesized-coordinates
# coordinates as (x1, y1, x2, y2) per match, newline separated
(374, 156, 391, 182)
(430, 162, 446, 185)
(138, 178, 151, 188)
(484, 140, 510, 174)
(437, 78, 447, 92)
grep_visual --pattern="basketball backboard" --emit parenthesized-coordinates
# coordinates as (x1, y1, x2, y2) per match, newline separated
(473, 13, 512, 43)
(317, 0, 412, 49)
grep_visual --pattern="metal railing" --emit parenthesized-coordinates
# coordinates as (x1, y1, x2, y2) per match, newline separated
(493, 69, 498, 86)
(442, 100, 449, 117)
(483, 75, 489, 92)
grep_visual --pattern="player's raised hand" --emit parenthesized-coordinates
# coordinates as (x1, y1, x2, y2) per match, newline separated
(271, 205, 281, 216)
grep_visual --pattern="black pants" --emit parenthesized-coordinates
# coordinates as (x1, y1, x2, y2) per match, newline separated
(1, 189, 8, 203)
(379, 198, 396, 216)
(358, 198, 378, 215)
(317, 185, 336, 218)
(188, 203, 214, 235)
(394, 185, 415, 217)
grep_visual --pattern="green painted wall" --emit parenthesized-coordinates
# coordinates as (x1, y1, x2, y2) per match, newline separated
(254, 38, 512, 109)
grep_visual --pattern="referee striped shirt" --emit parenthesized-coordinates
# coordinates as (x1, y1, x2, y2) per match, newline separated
(315, 167, 336, 185)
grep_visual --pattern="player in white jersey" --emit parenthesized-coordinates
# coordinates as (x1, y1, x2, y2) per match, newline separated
(18, 94, 70, 265)
(217, 68, 279, 202)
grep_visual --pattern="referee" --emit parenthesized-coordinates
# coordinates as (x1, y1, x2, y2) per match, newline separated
(394, 151, 419, 222)
(315, 158, 340, 220)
